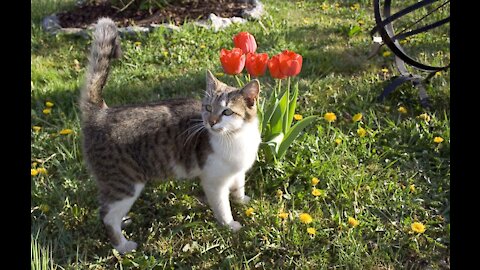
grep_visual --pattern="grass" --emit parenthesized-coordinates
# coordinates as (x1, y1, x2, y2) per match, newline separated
(31, 0, 450, 269)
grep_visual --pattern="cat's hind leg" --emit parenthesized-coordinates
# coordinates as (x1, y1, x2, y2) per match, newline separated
(99, 182, 145, 254)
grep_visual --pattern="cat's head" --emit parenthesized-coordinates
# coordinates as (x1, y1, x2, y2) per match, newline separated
(201, 70, 260, 135)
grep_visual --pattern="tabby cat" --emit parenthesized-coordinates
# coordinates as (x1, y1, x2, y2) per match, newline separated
(79, 18, 261, 254)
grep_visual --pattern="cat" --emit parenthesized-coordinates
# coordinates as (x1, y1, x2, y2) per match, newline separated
(79, 17, 261, 254)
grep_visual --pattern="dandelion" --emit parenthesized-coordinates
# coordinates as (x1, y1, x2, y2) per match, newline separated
(215, 72, 224, 77)
(162, 51, 169, 57)
(409, 184, 416, 193)
(335, 138, 342, 145)
(411, 222, 426, 233)
(321, 3, 329, 10)
(350, 3, 360, 10)
(32, 126, 41, 132)
(134, 41, 141, 47)
(45, 101, 54, 108)
(381, 68, 389, 73)
(42, 108, 52, 115)
(352, 113, 363, 122)
(324, 112, 337, 123)
(276, 189, 283, 199)
(39, 204, 50, 213)
(435, 71, 442, 77)
(357, 127, 366, 137)
(37, 167, 48, 175)
(59, 129, 73, 135)
(200, 44, 206, 49)
(307, 227, 316, 235)
(418, 113, 431, 122)
(398, 106, 408, 114)
(278, 212, 289, 219)
(299, 213, 313, 224)
(245, 207, 254, 217)
(358, 20, 365, 26)
(31, 169, 38, 176)
(382, 51, 392, 57)
(293, 114, 303, 121)
(311, 177, 320, 186)
(434, 136, 444, 143)
(348, 217, 359, 227)
(311, 188, 324, 197)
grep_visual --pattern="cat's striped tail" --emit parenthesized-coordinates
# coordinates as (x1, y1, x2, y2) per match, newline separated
(80, 17, 122, 114)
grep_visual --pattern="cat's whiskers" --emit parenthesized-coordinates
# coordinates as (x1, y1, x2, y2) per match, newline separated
(184, 123, 206, 146)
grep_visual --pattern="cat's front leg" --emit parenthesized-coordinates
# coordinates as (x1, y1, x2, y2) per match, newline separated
(201, 177, 242, 232)
(230, 172, 251, 205)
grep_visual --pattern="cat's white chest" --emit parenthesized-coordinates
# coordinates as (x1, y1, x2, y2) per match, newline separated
(209, 121, 261, 173)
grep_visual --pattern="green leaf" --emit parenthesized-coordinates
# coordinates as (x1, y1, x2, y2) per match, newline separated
(261, 86, 279, 134)
(277, 115, 317, 160)
(270, 89, 289, 135)
(287, 82, 299, 133)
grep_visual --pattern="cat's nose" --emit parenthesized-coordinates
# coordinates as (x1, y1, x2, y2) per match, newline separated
(208, 116, 219, 127)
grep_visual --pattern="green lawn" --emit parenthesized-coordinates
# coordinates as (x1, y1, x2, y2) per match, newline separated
(31, 0, 450, 269)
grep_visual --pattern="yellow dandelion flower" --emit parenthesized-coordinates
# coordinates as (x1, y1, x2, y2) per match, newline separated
(311, 188, 324, 197)
(352, 113, 363, 122)
(357, 127, 366, 137)
(276, 189, 283, 198)
(245, 207, 254, 217)
(59, 129, 73, 135)
(293, 114, 303, 121)
(42, 108, 52, 115)
(278, 212, 289, 219)
(398, 106, 408, 114)
(409, 184, 416, 192)
(350, 3, 360, 10)
(411, 222, 426, 233)
(134, 41, 141, 47)
(32, 126, 42, 132)
(162, 51, 169, 57)
(433, 137, 444, 143)
(37, 167, 48, 175)
(324, 112, 337, 123)
(299, 213, 313, 224)
(321, 3, 329, 10)
(381, 68, 389, 73)
(31, 169, 38, 176)
(348, 217, 359, 227)
(358, 20, 365, 26)
(382, 51, 392, 57)
(200, 44, 206, 49)
(215, 72, 225, 77)
(435, 71, 442, 77)
(307, 227, 316, 235)
(39, 204, 50, 213)
(45, 101, 54, 108)
(418, 113, 431, 122)
(335, 138, 342, 145)
(311, 177, 320, 186)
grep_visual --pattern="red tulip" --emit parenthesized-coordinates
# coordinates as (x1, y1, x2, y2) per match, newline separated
(268, 54, 288, 79)
(220, 48, 246, 75)
(233, 32, 257, 54)
(278, 50, 303, 77)
(245, 52, 269, 77)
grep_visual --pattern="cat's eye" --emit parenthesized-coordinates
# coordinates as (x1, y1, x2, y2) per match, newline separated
(222, 108, 234, 116)
(205, 105, 212, 112)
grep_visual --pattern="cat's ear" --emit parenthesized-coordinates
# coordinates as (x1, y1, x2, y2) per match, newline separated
(241, 79, 260, 108)
(206, 70, 219, 94)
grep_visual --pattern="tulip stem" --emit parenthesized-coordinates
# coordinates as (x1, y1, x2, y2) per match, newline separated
(234, 75, 243, 87)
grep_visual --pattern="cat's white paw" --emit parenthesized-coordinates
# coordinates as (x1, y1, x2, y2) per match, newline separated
(233, 195, 251, 205)
(115, 240, 137, 254)
(228, 220, 242, 232)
